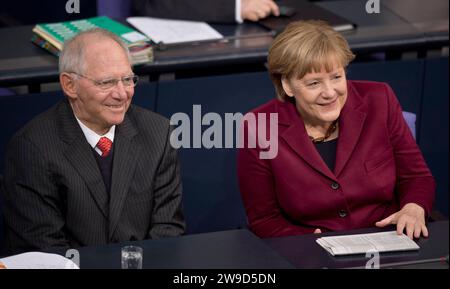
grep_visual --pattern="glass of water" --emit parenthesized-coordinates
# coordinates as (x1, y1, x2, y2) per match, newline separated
(121, 246, 143, 269)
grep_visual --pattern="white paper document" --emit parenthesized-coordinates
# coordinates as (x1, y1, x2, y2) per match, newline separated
(127, 17, 223, 45)
(316, 231, 420, 256)
(0, 252, 79, 269)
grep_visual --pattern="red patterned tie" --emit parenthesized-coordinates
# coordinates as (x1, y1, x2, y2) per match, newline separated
(96, 137, 112, 157)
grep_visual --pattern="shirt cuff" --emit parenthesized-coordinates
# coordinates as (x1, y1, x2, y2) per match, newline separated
(235, 0, 243, 23)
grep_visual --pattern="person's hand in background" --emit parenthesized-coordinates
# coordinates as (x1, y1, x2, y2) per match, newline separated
(241, 0, 280, 21)
(375, 203, 428, 239)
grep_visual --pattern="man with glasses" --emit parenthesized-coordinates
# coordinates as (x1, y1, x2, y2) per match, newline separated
(2, 29, 185, 254)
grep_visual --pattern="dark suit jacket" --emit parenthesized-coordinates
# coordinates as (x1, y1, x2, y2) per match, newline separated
(2, 99, 185, 254)
(238, 80, 436, 238)
(132, 0, 236, 23)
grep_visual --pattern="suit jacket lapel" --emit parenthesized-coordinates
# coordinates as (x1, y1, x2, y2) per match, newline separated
(57, 100, 109, 219)
(334, 82, 367, 177)
(108, 109, 139, 239)
(278, 100, 337, 181)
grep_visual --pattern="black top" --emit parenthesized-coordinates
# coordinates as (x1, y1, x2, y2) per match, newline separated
(314, 138, 338, 172)
(92, 145, 114, 194)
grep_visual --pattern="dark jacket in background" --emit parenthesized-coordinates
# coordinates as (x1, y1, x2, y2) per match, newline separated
(132, 0, 236, 23)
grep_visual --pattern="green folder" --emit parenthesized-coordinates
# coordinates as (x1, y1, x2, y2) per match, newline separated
(32, 16, 152, 65)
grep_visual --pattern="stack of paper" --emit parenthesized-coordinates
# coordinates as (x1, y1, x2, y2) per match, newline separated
(316, 231, 420, 256)
(127, 17, 223, 45)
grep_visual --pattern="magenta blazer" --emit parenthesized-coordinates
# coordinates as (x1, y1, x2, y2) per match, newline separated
(238, 80, 435, 238)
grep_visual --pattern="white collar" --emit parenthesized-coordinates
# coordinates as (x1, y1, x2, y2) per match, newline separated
(75, 117, 116, 155)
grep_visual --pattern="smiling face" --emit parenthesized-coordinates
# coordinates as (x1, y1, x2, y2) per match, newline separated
(282, 65, 347, 128)
(63, 35, 134, 135)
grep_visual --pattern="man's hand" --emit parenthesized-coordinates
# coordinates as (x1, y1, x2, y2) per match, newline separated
(241, 0, 280, 22)
(375, 203, 428, 239)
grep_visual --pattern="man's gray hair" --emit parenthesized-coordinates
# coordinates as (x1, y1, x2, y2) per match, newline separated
(58, 28, 131, 74)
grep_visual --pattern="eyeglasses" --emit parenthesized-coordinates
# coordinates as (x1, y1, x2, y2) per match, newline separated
(71, 72, 139, 91)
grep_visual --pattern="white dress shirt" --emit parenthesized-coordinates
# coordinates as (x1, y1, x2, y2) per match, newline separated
(235, 0, 243, 23)
(75, 117, 116, 156)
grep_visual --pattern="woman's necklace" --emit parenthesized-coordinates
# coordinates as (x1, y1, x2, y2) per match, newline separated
(309, 119, 338, 143)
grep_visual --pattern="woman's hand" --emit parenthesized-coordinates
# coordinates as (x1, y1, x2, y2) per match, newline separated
(375, 203, 428, 239)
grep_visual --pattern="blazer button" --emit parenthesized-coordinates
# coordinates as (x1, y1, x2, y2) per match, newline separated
(338, 210, 348, 218)
(331, 182, 340, 190)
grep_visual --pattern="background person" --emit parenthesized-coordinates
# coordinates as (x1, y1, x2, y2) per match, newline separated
(132, 0, 280, 23)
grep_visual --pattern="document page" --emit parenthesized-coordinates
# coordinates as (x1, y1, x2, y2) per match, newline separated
(127, 17, 223, 45)
(0, 252, 79, 269)
(316, 231, 420, 256)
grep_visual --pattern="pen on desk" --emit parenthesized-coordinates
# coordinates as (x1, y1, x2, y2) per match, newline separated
(347, 255, 449, 269)
(380, 255, 449, 268)
(153, 31, 277, 51)
(220, 31, 277, 42)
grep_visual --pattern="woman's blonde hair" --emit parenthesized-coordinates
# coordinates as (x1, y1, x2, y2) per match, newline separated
(268, 20, 355, 101)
